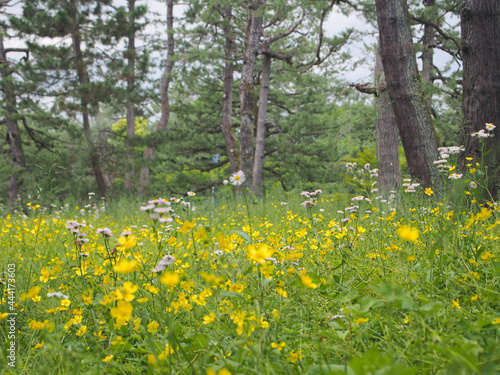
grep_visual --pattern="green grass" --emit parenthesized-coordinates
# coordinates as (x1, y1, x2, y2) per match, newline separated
(0, 175, 499, 374)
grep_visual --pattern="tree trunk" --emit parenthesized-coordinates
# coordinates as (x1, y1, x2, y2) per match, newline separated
(124, 0, 136, 193)
(0, 37, 27, 207)
(421, 0, 435, 84)
(252, 50, 271, 197)
(375, 0, 441, 189)
(460, 0, 500, 194)
(375, 46, 401, 194)
(138, 0, 174, 197)
(69, 0, 107, 197)
(220, 5, 239, 174)
(239, 1, 264, 189)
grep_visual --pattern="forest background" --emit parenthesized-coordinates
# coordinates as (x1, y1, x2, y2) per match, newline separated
(0, 0, 498, 207)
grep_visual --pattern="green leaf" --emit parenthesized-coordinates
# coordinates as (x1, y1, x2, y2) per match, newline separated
(303, 364, 355, 375)
(228, 230, 251, 242)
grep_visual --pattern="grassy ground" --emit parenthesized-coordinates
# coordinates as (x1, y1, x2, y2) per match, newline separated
(0, 170, 499, 374)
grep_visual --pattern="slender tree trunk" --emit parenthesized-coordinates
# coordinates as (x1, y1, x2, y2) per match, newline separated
(124, 0, 136, 193)
(68, 0, 107, 197)
(375, 0, 441, 189)
(460, 0, 500, 195)
(421, 0, 435, 84)
(0, 37, 27, 206)
(221, 5, 239, 174)
(138, 0, 174, 197)
(252, 50, 271, 197)
(239, 1, 264, 188)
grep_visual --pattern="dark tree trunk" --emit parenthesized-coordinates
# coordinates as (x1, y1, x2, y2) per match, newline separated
(221, 5, 239, 174)
(139, 0, 175, 196)
(460, 0, 500, 194)
(239, 1, 264, 189)
(375, 47, 401, 194)
(124, 0, 136, 193)
(375, 0, 441, 189)
(0, 37, 27, 206)
(69, 0, 107, 197)
(252, 50, 271, 197)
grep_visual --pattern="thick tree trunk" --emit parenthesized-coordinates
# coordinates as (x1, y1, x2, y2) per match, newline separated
(69, 0, 107, 197)
(239, 1, 264, 189)
(221, 5, 239, 174)
(460, 0, 500, 194)
(0, 37, 27, 206)
(124, 0, 136, 193)
(138, 0, 174, 197)
(252, 51, 271, 197)
(375, 47, 401, 194)
(375, 0, 441, 189)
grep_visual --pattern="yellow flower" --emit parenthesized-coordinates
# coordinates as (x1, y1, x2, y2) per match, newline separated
(452, 299, 461, 309)
(116, 235, 137, 251)
(476, 207, 493, 221)
(203, 312, 216, 325)
(246, 243, 275, 265)
(20, 286, 42, 301)
(115, 282, 139, 302)
(271, 342, 286, 351)
(469, 168, 477, 174)
(424, 187, 433, 196)
(481, 251, 494, 260)
(148, 321, 160, 333)
(159, 271, 180, 287)
(110, 301, 133, 328)
(397, 225, 419, 242)
(75, 325, 87, 337)
(82, 292, 93, 305)
(33, 342, 45, 350)
(178, 219, 196, 234)
(471, 295, 479, 301)
(103, 355, 114, 362)
(355, 317, 369, 324)
(301, 275, 318, 289)
(492, 318, 500, 325)
(39, 268, 50, 283)
(404, 315, 410, 324)
(113, 259, 138, 274)
(29, 320, 46, 330)
(0, 312, 9, 321)
(288, 350, 304, 363)
(276, 287, 288, 298)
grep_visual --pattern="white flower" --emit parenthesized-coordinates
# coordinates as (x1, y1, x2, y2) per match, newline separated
(470, 181, 478, 189)
(485, 123, 496, 131)
(222, 179, 229, 185)
(96, 227, 113, 237)
(229, 170, 245, 186)
(187, 191, 195, 196)
(448, 173, 463, 180)
(47, 292, 69, 299)
(152, 254, 176, 273)
(351, 195, 364, 201)
(140, 204, 155, 211)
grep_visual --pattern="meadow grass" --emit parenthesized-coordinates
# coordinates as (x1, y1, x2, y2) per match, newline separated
(0, 169, 500, 375)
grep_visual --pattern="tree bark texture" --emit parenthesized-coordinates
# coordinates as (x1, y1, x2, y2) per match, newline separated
(252, 50, 271, 196)
(69, 0, 108, 197)
(375, 47, 401, 194)
(239, 1, 265, 189)
(421, 0, 435, 84)
(220, 5, 240, 174)
(0, 37, 27, 206)
(139, 0, 175, 196)
(460, 0, 500, 187)
(124, 0, 136, 193)
(375, 0, 441, 189)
